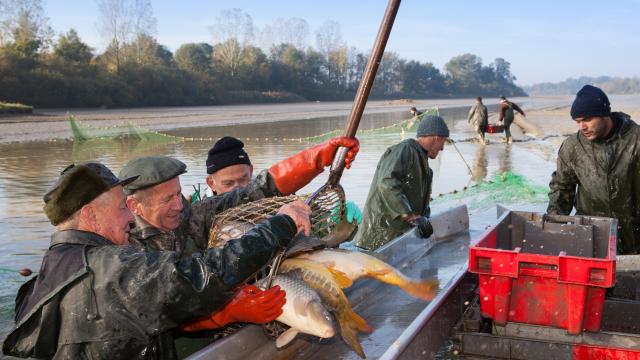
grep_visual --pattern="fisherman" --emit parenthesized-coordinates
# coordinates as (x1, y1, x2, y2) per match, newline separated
(354, 114, 449, 250)
(202, 136, 363, 224)
(120, 136, 360, 254)
(2, 162, 311, 359)
(547, 85, 640, 255)
(497, 95, 525, 144)
(409, 106, 423, 117)
(468, 97, 488, 145)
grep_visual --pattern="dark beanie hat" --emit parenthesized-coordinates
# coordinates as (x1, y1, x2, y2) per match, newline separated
(417, 115, 450, 138)
(570, 85, 611, 119)
(206, 136, 251, 174)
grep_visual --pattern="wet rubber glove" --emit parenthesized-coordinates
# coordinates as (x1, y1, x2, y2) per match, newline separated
(268, 136, 359, 195)
(412, 217, 434, 239)
(330, 200, 362, 224)
(179, 285, 286, 332)
(345, 201, 362, 224)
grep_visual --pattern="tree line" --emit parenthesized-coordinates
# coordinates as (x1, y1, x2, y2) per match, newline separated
(524, 76, 640, 96)
(0, 1, 526, 109)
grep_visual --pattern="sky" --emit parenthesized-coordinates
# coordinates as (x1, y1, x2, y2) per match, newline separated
(43, 0, 640, 85)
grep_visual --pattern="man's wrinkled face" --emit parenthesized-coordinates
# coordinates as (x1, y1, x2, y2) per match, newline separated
(93, 186, 134, 245)
(418, 136, 447, 159)
(206, 164, 253, 195)
(127, 177, 184, 232)
(574, 116, 612, 141)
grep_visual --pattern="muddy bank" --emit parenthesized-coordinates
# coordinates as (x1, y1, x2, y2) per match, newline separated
(0, 96, 551, 143)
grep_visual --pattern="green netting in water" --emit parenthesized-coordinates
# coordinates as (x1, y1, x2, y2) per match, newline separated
(433, 171, 549, 211)
(300, 108, 439, 143)
(69, 107, 438, 144)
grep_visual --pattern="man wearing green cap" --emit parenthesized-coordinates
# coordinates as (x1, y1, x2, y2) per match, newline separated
(3, 162, 311, 359)
(354, 115, 450, 250)
(120, 136, 360, 254)
(548, 85, 640, 254)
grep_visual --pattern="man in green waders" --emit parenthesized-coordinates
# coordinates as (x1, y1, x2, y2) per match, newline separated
(547, 85, 640, 255)
(354, 115, 450, 250)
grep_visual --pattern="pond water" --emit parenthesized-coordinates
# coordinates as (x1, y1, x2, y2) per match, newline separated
(0, 102, 563, 346)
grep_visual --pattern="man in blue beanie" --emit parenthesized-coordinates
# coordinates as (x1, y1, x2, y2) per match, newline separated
(548, 85, 640, 254)
(354, 114, 450, 250)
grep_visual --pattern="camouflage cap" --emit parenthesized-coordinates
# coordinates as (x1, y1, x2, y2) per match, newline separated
(119, 156, 187, 195)
(43, 162, 138, 225)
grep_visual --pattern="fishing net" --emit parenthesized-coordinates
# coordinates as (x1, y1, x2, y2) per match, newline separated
(68, 107, 439, 144)
(432, 171, 549, 211)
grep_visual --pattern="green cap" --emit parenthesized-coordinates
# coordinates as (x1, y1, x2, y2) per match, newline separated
(119, 156, 187, 195)
(43, 162, 138, 225)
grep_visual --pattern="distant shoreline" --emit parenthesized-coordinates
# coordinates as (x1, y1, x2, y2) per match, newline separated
(0, 95, 608, 144)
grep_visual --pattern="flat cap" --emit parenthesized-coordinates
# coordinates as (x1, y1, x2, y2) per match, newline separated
(43, 162, 138, 225)
(119, 156, 187, 195)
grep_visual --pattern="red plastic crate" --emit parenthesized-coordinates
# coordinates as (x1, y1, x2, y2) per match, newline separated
(573, 344, 640, 359)
(468, 211, 617, 335)
(486, 123, 504, 133)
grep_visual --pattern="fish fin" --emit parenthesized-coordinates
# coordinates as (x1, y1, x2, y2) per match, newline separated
(335, 308, 372, 359)
(327, 268, 353, 288)
(366, 268, 391, 276)
(292, 296, 308, 316)
(275, 328, 299, 348)
(401, 278, 439, 301)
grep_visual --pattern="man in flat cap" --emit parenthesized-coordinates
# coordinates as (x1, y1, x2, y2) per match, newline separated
(354, 114, 449, 250)
(120, 136, 359, 254)
(3, 162, 311, 359)
(547, 85, 640, 254)
(497, 96, 526, 144)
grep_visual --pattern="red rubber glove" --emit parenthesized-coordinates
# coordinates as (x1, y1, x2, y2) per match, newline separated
(269, 136, 359, 195)
(179, 285, 286, 332)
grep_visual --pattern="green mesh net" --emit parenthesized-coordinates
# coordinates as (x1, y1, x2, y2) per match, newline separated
(68, 108, 439, 144)
(432, 171, 549, 211)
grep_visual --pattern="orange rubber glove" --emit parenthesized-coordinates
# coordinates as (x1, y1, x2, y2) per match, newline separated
(179, 285, 286, 332)
(268, 136, 359, 195)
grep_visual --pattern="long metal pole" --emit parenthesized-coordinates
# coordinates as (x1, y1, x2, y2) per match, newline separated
(328, 0, 401, 185)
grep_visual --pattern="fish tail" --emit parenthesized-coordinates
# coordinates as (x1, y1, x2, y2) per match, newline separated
(336, 309, 370, 359)
(402, 278, 439, 301)
(369, 269, 439, 301)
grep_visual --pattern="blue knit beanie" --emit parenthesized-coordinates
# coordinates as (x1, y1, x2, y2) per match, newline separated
(570, 85, 611, 119)
(417, 115, 450, 137)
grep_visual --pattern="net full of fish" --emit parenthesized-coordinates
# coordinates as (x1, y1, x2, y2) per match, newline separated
(207, 197, 438, 358)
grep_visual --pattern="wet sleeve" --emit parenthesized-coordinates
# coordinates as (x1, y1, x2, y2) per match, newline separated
(512, 102, 525, 116)
(188, 170, 283, 247)
(376, 146, 415, 220)
(547, 141, 578, 215)
(97, 214, 296, 333)
(467, 105, 476, 122)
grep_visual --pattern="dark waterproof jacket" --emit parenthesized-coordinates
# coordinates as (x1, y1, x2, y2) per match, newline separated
(547, 112, 640, 254)
(3, 215, 296, 359)
(128, 170, 281, 256)
(498, 100, 525, 127)
(468, 101, 488, 133)
(354, 139, 432, 250)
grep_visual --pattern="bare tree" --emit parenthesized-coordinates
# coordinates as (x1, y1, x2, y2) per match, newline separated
(209, 8, 254, 46)
(275, 17, 309, 49)
(130, 0, 157, 64)
(315, 20, 343, 58)
(97, 0, 132, 71)
(0, 0, 53, 50)
(209, 8, 255, 78)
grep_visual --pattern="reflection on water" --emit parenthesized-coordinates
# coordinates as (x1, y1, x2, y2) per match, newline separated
(0, 107, 561, 343)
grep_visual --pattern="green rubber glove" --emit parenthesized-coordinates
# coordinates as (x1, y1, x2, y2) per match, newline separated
(345, 201, 363, 224)
(330, 200, 363, 225)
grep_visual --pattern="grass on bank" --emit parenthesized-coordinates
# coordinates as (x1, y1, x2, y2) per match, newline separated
(0, 102, 33, 114)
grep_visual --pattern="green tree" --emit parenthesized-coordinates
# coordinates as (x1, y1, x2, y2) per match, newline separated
(54, 29, 93, 63)
(174, 43, 213, 73)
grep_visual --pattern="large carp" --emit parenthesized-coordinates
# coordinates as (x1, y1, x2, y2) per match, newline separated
(297, 248, 439, 300)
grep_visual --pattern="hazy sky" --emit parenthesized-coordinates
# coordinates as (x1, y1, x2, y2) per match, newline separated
(44, 0, 640, 85)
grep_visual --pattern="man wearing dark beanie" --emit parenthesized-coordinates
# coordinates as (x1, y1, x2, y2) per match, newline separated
(548, 85, 640, 254)
(205, 136, 254, 195)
